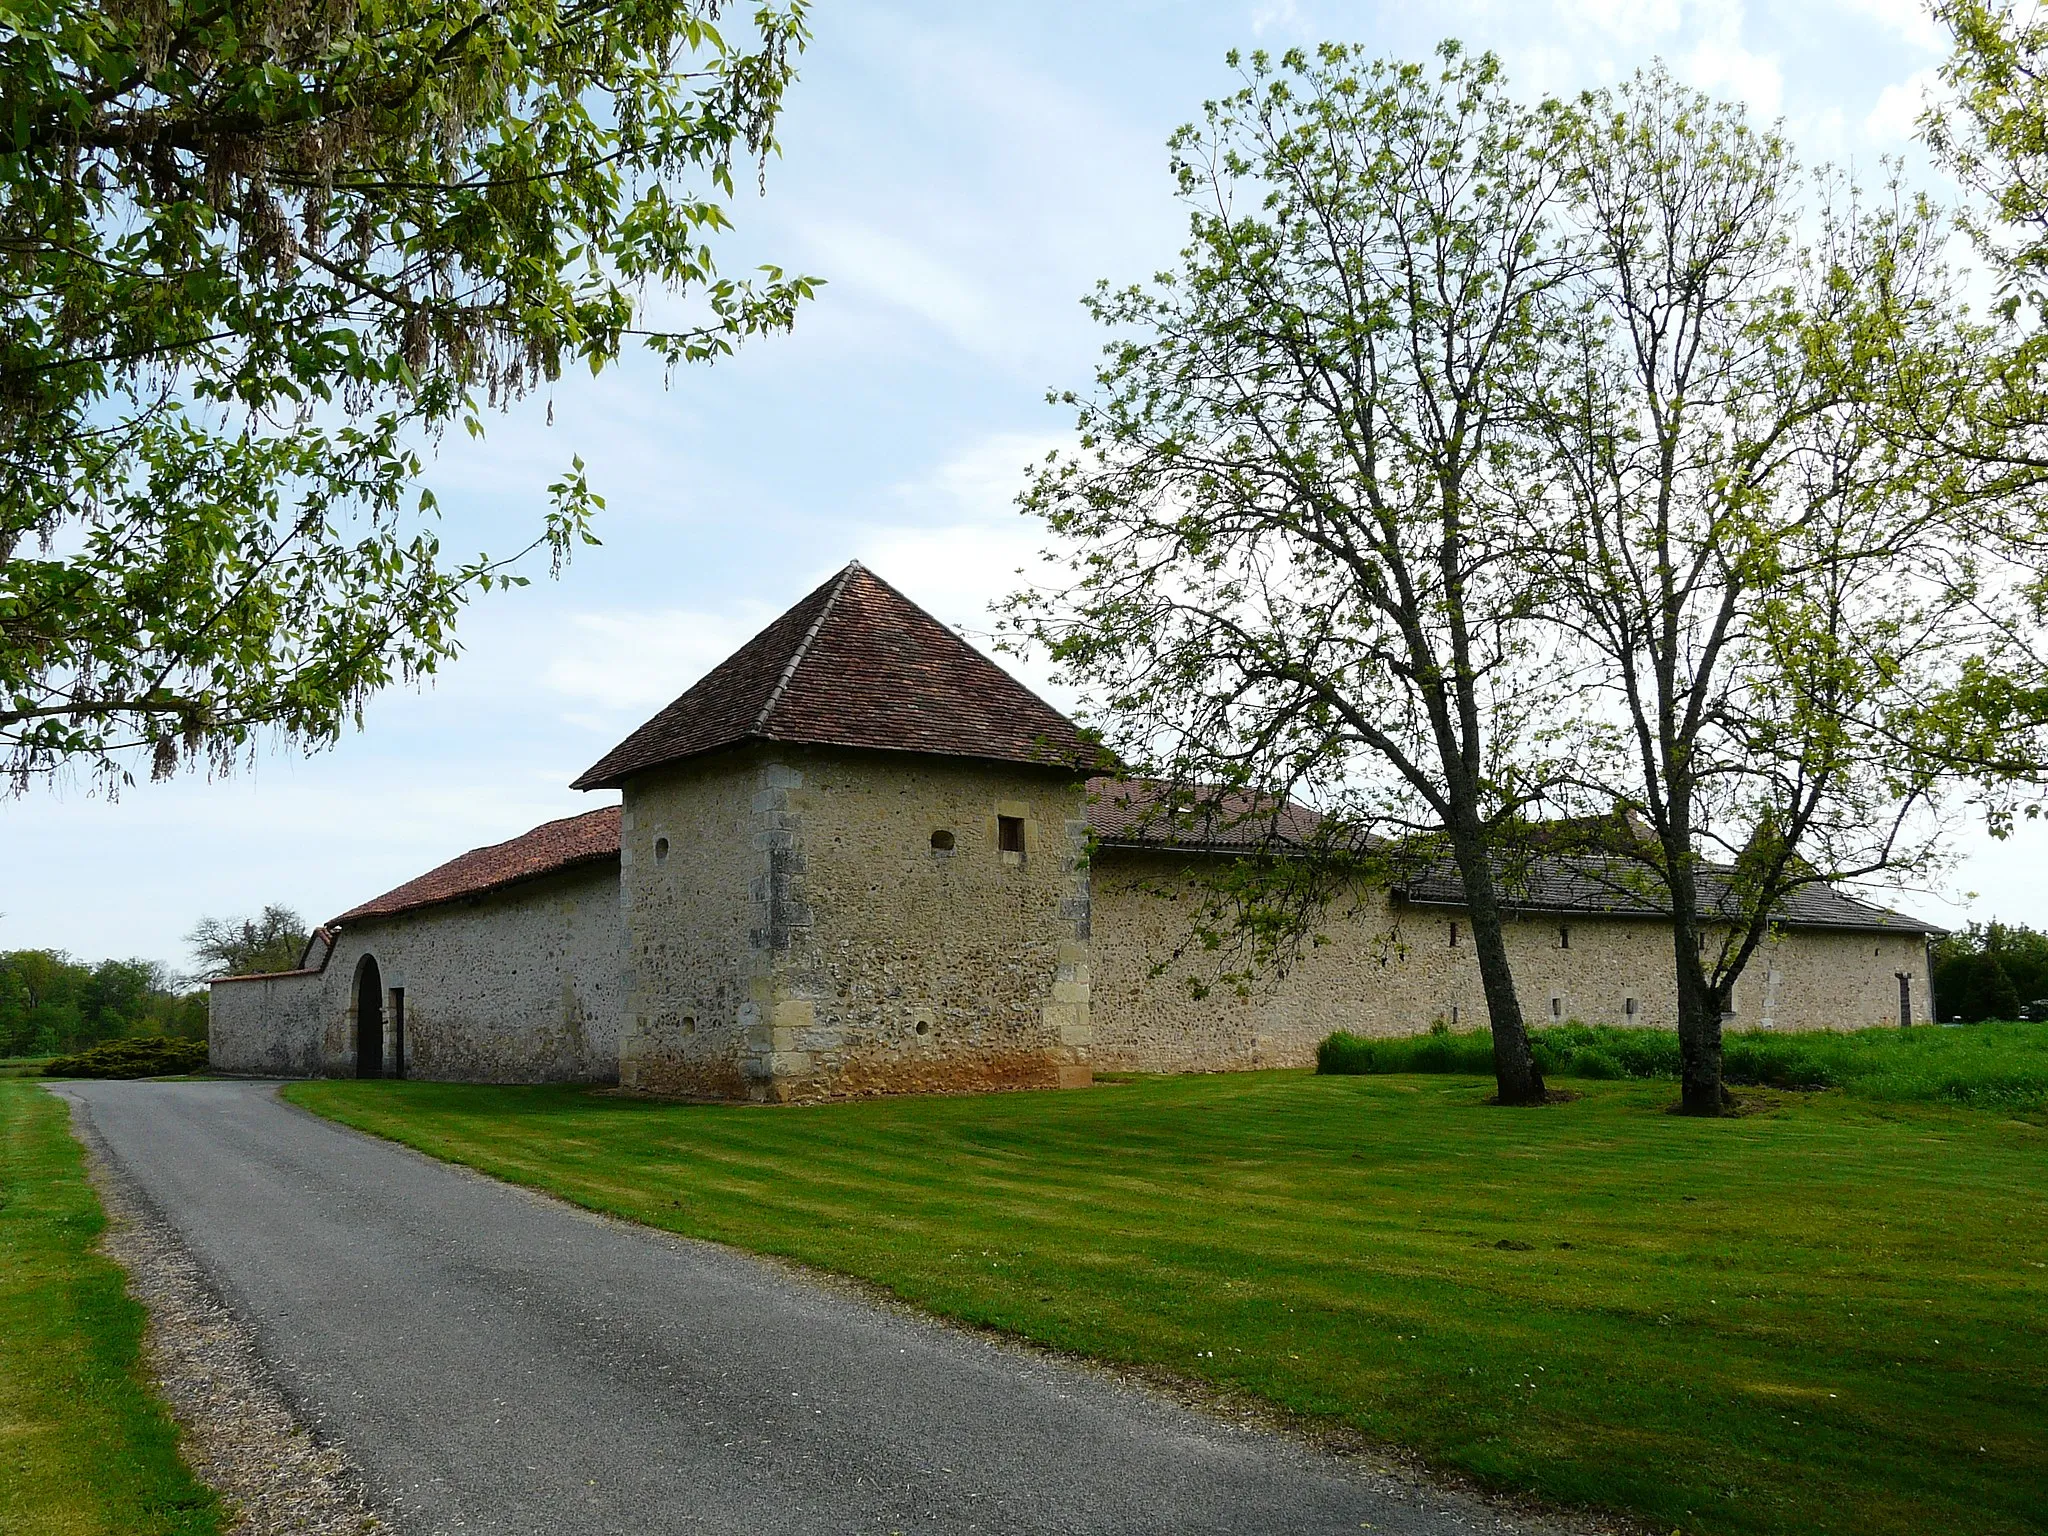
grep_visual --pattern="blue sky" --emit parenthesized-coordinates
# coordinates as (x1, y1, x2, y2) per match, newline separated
(7, 0, 2041, 970)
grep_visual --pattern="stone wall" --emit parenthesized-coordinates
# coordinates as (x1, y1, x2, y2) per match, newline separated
(208, 862, 626, 1082)
(613, 752, 765, 1099)
(619, 745, 1092, 1102)
(208, 967, 330, 1076)
(1089, 850, 1934, 1072)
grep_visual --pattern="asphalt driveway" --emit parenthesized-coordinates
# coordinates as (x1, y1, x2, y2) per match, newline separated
(56, 1079, 1568, 1536)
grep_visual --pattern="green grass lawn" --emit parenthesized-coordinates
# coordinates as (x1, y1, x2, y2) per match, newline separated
(0, 1081, 219, 1536)
(287, 1071, 2048, 1536)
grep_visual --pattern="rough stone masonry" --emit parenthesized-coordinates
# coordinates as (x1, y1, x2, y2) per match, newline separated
(210, 562, 1944, 1098)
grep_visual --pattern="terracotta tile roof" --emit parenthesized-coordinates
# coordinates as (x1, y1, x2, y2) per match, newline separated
(571, 563, 1099, 790)
(1393, 858, 1946, 936)
(1085, 776, 1325, 852)
(329, 807, 621, 927)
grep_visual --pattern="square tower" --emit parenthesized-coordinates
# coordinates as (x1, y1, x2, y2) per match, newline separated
(573, 563, 1097, 1102)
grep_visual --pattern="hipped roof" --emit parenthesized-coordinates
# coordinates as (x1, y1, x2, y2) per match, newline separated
(571, 562, 1097, 790)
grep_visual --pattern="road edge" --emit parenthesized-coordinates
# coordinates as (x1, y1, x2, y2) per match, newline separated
(277, 1081, 1642, 1536)
(50, 1084, 387, 1536)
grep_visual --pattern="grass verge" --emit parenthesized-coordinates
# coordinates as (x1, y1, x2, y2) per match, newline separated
(286, 1071, 2048, 1536)
(0, 1081, 219, 1536)
(1320, 1019, 2048, 1111)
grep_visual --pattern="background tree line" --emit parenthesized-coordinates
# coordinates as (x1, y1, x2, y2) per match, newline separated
(0, 954, 205, 1057)
(0, 904, 305, 1057)
(1932, 920, 2048, 1021)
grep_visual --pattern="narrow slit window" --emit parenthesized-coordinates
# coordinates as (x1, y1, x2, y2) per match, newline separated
(998, 815, 1025, 854)
(1550, 995, 1564, 1019)
(1449, 921, 1460, 947)
(1559, 925, 1571, 949)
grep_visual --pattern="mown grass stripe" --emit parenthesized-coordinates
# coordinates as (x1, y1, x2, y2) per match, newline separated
(289, 1071, 2048, 1536)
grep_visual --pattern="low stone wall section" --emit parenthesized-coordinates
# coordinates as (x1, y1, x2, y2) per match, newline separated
(1089, 850, 1934, 1073)
(209, 968, 330, 1076)
(210, 862, 626, 1083)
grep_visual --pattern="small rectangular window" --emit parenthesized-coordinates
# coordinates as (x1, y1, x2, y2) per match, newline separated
(1559, 925, 1571, 949)
(998, 815, 1025, 854)
(1624, 997, 1639, 1019)
(1550, 995, 1564, 1019)
(1449, 921, 1460, 947)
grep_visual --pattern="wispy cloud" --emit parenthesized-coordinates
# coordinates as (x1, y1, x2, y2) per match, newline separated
(1834, 0, 1946, 55)
(541, 606, 778, 714)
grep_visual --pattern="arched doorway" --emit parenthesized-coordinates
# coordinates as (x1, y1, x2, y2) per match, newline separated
(354, 955, 384, 1078)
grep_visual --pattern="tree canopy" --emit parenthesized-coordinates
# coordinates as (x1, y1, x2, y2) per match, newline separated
(1933, 920, 2048, 1020)
(184, 903, 309, 979)
(1531, 69, 2039, 1110)
(1019, 42, 2048, 1110)
(0, 950, 205, 1056)
(1011, 43, 1578, 1105)
(1, 0, 815, 790)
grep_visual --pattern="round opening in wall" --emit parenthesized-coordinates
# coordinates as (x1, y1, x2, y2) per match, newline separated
(914, 1019, 931, 1036)
(929, 829, 956, 852)
(681, 1017, 696, 1035)
(654, 836, 670, 862)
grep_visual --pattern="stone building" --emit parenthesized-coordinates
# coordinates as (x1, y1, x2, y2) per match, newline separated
(210, 562, 1943, 1094)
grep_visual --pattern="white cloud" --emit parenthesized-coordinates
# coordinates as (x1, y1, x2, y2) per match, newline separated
(541, 605, 778, 714)
(1250, 0, 1306, 36)
(854, 430, 1083, 707)
(1541, 0, 1684, 49)
(1866, 66, 1941, 141)
(796, 218, 1007, 359)
(535, 432, 1079, 722)
(1834, 0, 1945, 54)
(1681, 0, 1785, 118)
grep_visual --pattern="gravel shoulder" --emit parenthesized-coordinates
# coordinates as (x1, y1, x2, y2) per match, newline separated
(61, 1090, 384, 1536)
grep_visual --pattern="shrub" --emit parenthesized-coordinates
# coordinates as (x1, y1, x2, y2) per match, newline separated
(1317, 1019, 2048, 1111)
(42, 1036, 209, 1079)
(1318, 1027, 1496, 1076)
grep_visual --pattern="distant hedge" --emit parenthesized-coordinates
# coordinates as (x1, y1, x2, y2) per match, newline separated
(43, 1036, 209, 1079)
(1317, 1019, 2048, 1110)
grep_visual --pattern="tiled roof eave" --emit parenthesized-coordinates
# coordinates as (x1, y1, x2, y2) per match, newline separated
(581, 731, 1098, 789)
(1395, 890, 1663, 917)
(572, 564, 1095, 789)
(328, 848, 621, 929)
(1092, 837, 1316, 857)
(1392, 888, 1941, 935)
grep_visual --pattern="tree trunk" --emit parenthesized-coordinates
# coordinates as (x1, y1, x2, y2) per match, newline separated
(1667, 862, 1727, 1116)
(1449, 824, 1547, 1106)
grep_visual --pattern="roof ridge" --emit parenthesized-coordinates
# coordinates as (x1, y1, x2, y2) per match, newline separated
(755, 562, 858, 735)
